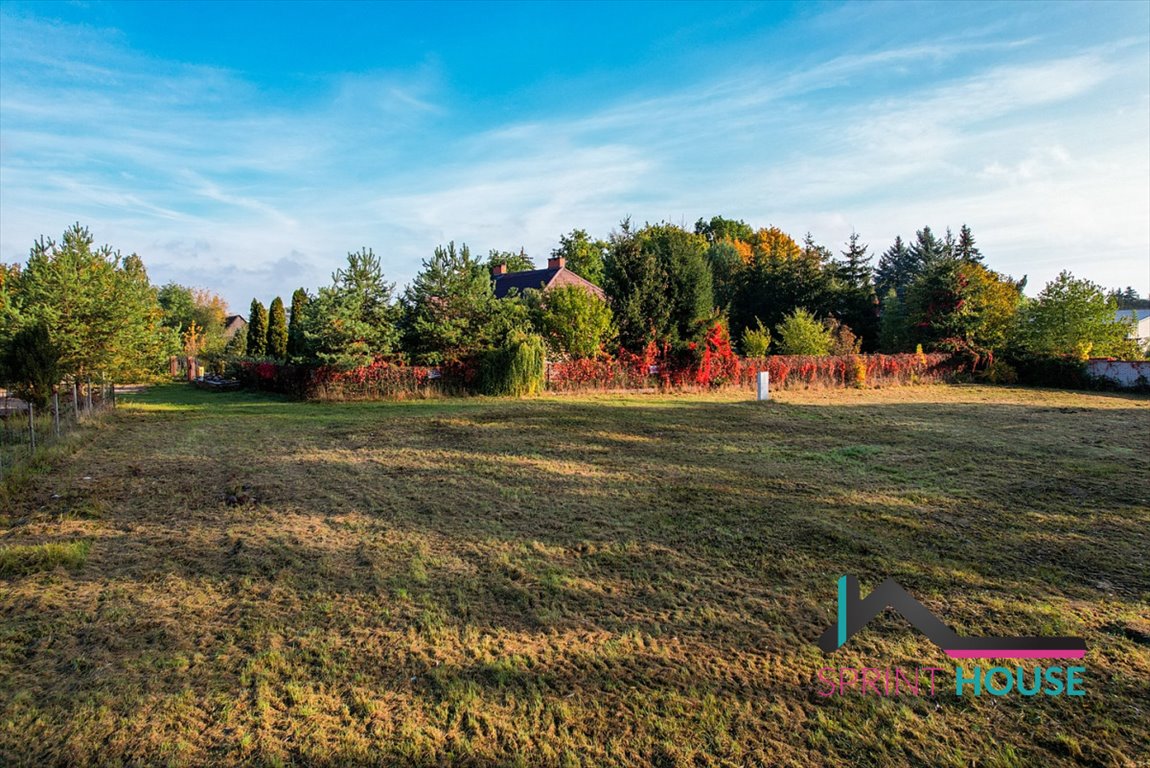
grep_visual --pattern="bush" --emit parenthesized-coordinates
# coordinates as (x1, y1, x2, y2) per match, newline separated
(477, 333, 546, 396)
(740, 320, 771, 357)
(979, 359, 1019, 385)
(0, 322, 61, 408)
(775, 308, 833, 356)
(1005, 353, 1088, 389)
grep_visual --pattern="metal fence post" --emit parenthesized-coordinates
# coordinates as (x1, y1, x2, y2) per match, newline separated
(54, 390, 61, 438)
(29, 402, 36, 452)
(86, 378, 93, 414)
(73, 381, 80, 422)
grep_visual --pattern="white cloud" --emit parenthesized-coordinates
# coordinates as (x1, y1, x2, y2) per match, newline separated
(1, 7, 1147, 313)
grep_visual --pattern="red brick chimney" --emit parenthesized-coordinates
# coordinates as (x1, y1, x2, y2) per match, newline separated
(492, 262, 508, 276)
(548, 255, 566, 270)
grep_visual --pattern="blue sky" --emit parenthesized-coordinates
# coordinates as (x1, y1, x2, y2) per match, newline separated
(1, 1, 1148, 312)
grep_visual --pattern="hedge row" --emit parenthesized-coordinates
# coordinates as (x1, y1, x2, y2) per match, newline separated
(229, 351, 957, 401)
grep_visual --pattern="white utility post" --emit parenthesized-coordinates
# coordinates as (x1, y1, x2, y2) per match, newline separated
(757, 371, 770, 401)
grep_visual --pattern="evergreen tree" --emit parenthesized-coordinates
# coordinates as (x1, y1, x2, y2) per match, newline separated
(956, 224, 982, 263)
(223, 325, 247, 356)
(307, 248, 400, 367)
(13, 223, 166, 379)
(837, 232, 872, 288)
(286, 288, 310, 359)
(832, 232, 879, 351)
(635, 223, 713, 346)
(900, 260, 1023, 355)
(909, 226, 945, 271)
(603, 220, 669, 351)
(267, 296, 288, 360)
(247, 299, 268, 357)
(0, 321, 61, 407)
(706, 240, 744, 312)
(402, 242, 526, 364)
(875, 236, 916, 299)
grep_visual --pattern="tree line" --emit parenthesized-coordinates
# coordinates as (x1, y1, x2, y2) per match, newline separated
(1, 219, 1144, 404)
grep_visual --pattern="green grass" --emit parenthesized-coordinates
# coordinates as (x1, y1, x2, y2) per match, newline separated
(0, 539, 90, 577)
(1, 382, 1148, 767)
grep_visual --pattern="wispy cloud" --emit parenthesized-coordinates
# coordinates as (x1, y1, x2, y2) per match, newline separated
(1, 6, 1146, 312)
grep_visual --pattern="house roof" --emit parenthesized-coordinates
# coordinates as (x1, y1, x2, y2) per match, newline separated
(1116, 309, 1150, 323)
(492, 266, 605, 300)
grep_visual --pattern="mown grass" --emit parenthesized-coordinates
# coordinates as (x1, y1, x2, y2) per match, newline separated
(1, 383, 1148, 767)
(0, 539, 90, 577)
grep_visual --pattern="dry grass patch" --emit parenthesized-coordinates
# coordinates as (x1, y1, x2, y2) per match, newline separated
(1, 383, 1147, 766)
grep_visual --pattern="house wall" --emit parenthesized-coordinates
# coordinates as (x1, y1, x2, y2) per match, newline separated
(1086, 359, 1150, 388)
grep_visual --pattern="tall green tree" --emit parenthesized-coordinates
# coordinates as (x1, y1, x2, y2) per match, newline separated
(11, 223, 166, 379)
(306, 248, 399, 368)
(402, 242, 527, 364)
(528, 285, 614, 359)
(695, 215, 754, 244)
(730, 227, 835, 344)
(875, 235, 916, 300)
(286, 288, 310, 360)
(267, 296, 288, 359)
(1013, 271, 1139, 360)
(898, 259, 1023, 355)
(956, 224, 982, 263)
(487, 248, 534, 273)
(604, 221, 713, 350)
(247, 299, 268, 357)
(603, 220, 668, 351)
(551, 229, 607, 285)
(706, 239, 745, 313)
(910, 226, 946, 271)
(832, 232, 879, 350)
(636, 223, 713, 346)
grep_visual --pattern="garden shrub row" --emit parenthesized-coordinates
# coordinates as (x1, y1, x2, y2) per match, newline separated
(229, 350, 958, 401)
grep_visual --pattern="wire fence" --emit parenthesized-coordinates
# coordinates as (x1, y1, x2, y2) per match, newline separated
(0, 380, 116, 483)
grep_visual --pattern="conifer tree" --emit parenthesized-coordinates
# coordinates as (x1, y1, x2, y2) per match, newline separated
(267, 296, 288, 359)
(286, 288, 310, 359)
(956, 224, 983, 263)
(247, 299, 268, 357)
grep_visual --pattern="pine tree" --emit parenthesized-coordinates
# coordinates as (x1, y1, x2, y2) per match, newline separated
(13, 223, 166, 380)
(286, 288, 310, 359)
(875, 236, 916, 299)
(247, 299, 268, 357)
(837, 232, 872, 288)
(909, 226, 944, 271)
(310, 248, 400, 368)
(401, 242, 520, 364)
(267, 296, 288, 360)
(956, 224, 983, 263)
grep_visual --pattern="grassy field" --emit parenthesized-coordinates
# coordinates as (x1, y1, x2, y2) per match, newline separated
(1, 383, 1148, 767)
